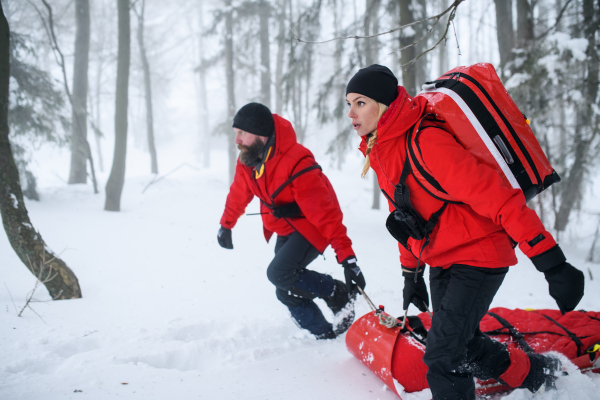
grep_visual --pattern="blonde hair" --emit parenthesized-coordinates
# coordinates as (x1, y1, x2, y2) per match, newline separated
(361, 102, 389, 178)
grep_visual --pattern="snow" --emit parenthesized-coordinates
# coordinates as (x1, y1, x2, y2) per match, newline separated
(1, 139, 600, 400)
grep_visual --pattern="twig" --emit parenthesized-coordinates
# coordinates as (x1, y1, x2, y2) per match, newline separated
(141, 162, 201, 194)
(535, 0, 575, 40)
(398, 5, 461, 70)
(15, 249, 59, 322)
(4, 282, 19, 314)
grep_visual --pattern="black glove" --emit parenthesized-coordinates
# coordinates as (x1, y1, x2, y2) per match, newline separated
(402, 265, 429, 312)
(342, 257, 366, 293)
(217, 226, 233, 249)
(531, 245, 584, 314)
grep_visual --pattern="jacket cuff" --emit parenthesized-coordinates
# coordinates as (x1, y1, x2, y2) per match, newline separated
(340, 255, 357, 266)
(401, 265, 425, 278)
(530, 245, 566, 272)
(336, 249, 356, 264)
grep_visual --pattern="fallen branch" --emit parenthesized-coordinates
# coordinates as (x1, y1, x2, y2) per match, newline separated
(142, 162, 201, 194)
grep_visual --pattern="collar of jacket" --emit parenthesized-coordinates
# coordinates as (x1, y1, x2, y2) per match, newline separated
(359, 86, 428, 155)
(251, 114, 298, 177)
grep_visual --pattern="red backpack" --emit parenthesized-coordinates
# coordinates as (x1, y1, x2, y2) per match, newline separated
(412, 63, 560, 203)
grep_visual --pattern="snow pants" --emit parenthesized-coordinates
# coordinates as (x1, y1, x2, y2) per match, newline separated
(266, 232, 335, 336)
(423, 264, 511, 400)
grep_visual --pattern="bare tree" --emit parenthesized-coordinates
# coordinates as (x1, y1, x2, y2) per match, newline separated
(259, 0, 272, 108)
(105, 0, 131, 211)
(494, 0, 514, 81)
(0, 3, 81, 300)
(134, 0, 158, 174)
(554, 0, 599, 234)
(225, 0, 237, 184)
(364, 0, 381, 210)
(196, 0, 211, 168)
(68, 0, 90, 184)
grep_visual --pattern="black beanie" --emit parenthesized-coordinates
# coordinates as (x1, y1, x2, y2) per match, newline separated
(232, 102, 274, 137)
(345, 64, 399, 106)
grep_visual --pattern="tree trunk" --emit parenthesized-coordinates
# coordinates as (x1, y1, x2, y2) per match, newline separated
(516, 0, 534, 47)
(259, 0, 271, 108)
(136, 0, 158, 174)
(399, 0, 417, 96)
(105, 0, 130, 211)
(68, 0, 90, 184)
(225, 0, 236, 184)
(364, 0, 381, 210)
(554, 0, 599, 232)
(494, 0, 514, 80)
(197, 0, 210, 168)
(0, 4, 81, 300)
(437, 0, 449, 77)
(274, 0, 286, 115)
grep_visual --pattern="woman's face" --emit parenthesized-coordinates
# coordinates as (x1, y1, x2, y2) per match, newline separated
(346, 93, 380, 137)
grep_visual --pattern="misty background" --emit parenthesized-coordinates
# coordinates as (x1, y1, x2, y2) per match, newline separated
(2, 0, 600, 280)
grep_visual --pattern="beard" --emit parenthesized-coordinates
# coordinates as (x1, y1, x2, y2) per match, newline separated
(238, 138, 266, 167)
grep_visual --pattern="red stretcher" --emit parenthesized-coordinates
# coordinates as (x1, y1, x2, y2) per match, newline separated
(346, 307, 600, 398)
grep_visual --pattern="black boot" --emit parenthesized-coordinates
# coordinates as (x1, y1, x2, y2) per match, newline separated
(324, 280, 350, 314)
(520, 353, 562, 393)
(323, 280, 357, 335)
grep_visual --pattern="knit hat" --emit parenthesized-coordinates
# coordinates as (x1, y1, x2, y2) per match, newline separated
(232, 102, 275, 137)
(345, 64, 399, 106)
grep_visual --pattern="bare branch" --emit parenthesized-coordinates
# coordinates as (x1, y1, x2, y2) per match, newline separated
(398, 6, 462, 71)
(535, 0, 575, 40)
(290, 0, 464, 44)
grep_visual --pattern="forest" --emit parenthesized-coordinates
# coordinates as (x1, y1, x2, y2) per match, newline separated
(0, 0, 599, 398)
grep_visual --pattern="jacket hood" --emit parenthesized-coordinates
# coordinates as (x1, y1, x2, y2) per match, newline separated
(272, 114, 297, 156)
(359, 86, 427, 153)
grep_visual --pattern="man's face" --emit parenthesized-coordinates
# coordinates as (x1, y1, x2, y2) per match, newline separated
(234, 128, 268, 166)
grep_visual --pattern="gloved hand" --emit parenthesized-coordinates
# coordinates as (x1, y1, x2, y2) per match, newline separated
(342, 257, 366, 293)
(402, 265, 429, 312)
(217, 226, 233, 249)
(531, 245, 584, 314)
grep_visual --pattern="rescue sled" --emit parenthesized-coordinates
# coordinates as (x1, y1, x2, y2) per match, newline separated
(345, 306, 600, 398)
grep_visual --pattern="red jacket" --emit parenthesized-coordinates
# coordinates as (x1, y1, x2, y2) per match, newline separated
(221, 114, 355, 262)
(360, 87, 556, 268)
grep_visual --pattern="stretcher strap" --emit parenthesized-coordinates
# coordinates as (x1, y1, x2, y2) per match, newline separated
(538, 313, 584, 357)
(487, 312, 535, 354)
(587, 314, 600, 323)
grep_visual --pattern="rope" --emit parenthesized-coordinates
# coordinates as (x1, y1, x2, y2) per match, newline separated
(357, 287, 432, 330)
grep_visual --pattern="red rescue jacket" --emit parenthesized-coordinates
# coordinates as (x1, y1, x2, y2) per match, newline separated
(360, 87, 556, 268)
(221, 114, 355, 262)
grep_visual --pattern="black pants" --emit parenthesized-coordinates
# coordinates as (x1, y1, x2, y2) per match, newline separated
(266, 232, 335, 336)
(423, 265, 511, 400)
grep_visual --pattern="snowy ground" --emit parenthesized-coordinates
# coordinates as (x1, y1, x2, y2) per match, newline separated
(2, 139, 600, 400)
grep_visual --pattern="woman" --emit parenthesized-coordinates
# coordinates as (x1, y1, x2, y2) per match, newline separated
(345, 64, 585, 400)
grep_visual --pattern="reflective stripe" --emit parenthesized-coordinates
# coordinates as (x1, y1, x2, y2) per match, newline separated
(421, 87, 520, 190)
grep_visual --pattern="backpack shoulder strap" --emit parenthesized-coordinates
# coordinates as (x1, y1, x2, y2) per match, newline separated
(406, 116, 462, 204)
(270, 156, 322, 201)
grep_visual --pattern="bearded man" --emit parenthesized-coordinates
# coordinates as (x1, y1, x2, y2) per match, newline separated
(217, 102, 365, 339)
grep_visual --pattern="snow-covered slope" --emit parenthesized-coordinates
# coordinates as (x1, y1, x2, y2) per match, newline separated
(1, 143, 599, 400)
